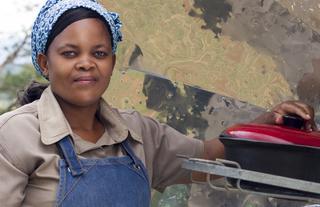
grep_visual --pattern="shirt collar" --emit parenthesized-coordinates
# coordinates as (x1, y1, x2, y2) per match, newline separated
(38, 86, 142, 145)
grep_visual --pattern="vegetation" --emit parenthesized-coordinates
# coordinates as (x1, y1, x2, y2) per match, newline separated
(0, 64, 44, 114)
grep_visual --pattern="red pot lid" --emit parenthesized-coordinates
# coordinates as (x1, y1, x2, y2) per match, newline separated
(221, 123, 320, 147)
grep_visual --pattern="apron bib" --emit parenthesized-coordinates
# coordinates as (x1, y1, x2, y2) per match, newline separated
(55, 136, 150, 207)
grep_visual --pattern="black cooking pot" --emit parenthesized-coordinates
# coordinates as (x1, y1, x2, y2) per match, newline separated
(219, 117, 320, 198)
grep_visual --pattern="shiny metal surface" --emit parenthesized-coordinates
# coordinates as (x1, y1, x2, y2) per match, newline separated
(102, 0, 320, 206)
(182, 158, 320, 197)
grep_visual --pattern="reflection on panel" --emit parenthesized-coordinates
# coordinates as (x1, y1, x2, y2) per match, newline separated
(102, 0, 320, 206)
(106, 69, 264, 138)
(103, 0, 320, 111)
(105, 69, 312, 206)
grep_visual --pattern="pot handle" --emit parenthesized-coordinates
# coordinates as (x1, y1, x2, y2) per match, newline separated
(282, 114, 305, 129)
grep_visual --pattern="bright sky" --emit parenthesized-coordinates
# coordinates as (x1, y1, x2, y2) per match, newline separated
(0, 0, 43, 65)
(0, 0, 43, 34)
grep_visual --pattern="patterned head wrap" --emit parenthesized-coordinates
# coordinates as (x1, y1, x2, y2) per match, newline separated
(31, 0, 122, 76)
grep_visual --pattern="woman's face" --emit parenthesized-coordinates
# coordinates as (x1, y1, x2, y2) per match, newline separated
(38, 18, 115, 107)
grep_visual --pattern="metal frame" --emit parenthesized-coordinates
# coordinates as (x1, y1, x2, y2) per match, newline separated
(180, 157, 320, 203)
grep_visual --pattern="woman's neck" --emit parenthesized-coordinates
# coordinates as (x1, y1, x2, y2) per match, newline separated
(56, 97, 105, 143)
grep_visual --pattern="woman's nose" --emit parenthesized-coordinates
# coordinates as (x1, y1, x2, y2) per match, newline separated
(75, 56, 95, 71)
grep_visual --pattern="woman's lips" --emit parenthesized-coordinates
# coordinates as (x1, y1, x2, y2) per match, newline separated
(74, 76, 97, 85)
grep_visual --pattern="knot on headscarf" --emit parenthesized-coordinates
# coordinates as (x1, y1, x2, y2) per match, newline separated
(31, 0, 122, 76)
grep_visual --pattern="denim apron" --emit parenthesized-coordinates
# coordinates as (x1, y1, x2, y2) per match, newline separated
(55, 135, 151, 207)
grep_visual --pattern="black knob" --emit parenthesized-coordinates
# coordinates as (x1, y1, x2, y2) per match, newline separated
(282, 114, 305, 129)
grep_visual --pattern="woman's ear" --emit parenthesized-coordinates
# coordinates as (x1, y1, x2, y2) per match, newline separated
(37, 53, 49, 78)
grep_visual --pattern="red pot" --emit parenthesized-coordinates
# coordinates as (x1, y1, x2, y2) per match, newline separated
(219, 123, 320, 198)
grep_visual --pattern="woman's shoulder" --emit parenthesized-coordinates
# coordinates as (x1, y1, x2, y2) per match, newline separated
(112, 108, 164, 140)
(0, 101, 49, 175)
(116, 109, 156, 128)
(117, 109, 142, 119)
(115, 108, 164, 137)
(0, 101, 39, 132)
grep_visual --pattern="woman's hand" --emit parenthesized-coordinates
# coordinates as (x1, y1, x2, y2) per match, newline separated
(252, 100, 317, 131)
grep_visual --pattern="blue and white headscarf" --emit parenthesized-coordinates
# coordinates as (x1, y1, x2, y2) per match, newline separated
(31, 0, 122, 76)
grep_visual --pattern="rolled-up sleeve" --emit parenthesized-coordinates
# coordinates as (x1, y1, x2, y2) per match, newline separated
(121, 110, 204, 192)
(0, 143, 28, 206)
(145, 117, 204, 191)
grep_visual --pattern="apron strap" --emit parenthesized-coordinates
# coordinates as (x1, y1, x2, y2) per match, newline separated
(120, 138, 140, 166)
(57, 135, 85, 176)
(120, 138, 150, 182)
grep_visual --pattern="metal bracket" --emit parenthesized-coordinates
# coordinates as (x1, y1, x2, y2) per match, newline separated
(181, 157, 320, 202)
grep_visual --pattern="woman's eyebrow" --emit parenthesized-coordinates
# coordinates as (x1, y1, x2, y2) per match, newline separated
(92, 44, 109, 49)
(56, 44, 110, 50)
(57, 44, 78, 50)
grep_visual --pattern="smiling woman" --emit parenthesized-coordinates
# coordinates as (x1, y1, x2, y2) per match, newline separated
(38, 17, 115, 112)
(38, 17, 116, 142)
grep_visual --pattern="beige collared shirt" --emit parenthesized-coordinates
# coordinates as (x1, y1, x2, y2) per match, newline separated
(0, 87, 203, 207)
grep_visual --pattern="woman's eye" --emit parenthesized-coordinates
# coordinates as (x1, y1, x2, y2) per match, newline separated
(61, 51, 76, 58)
(94, 51, 107, 58)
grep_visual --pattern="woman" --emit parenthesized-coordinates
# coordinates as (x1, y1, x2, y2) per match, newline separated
(0, 0, 316, 206)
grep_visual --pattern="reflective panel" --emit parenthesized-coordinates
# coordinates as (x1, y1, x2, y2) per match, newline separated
(102, 0, 320, 206)
(105, 69, 312, 206)
(103, 0, 320, 113)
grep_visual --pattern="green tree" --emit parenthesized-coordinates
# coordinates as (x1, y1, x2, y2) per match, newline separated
(0, 64, 44, 114)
